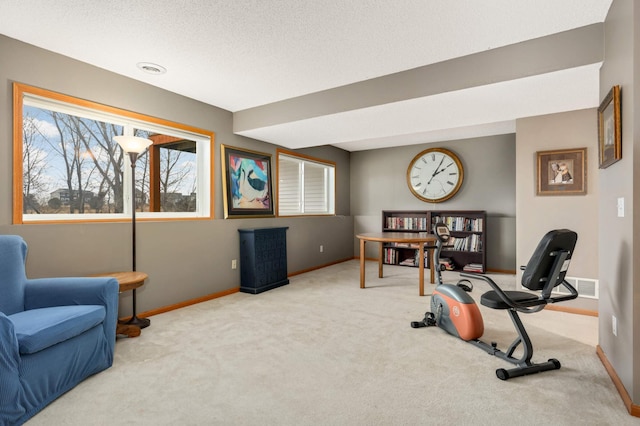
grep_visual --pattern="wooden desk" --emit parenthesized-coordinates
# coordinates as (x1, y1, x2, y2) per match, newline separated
(92, 271, 148, 338)
(356, 232, 437, 296)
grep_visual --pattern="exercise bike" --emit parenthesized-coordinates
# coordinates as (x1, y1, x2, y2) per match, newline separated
(411, 223, 579, 380)
(411, 222, 481, 339)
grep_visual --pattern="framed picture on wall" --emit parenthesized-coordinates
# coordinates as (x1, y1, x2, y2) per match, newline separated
(221, 144, 274, 218)
(536, 148, 587, 196)
(597, 85, 622, 169)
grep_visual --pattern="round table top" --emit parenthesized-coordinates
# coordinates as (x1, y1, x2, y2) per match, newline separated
(92, 271, 148, 292)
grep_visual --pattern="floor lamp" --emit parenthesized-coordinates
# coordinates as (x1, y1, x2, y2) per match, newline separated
(114, 135, 153, 329)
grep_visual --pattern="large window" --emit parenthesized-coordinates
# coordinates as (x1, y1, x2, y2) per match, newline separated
(13, 83, 214, 223)
(277, 149, 335, 216)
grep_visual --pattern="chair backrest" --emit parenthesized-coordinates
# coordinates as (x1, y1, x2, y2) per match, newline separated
(521, 229, 577, 292)
(0, 235, 28, 315)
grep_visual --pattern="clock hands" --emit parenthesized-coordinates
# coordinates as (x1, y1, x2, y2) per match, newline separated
(427, 156, 445, 184)
(438, 162, 454, 174)
(427, 157, 456, 184)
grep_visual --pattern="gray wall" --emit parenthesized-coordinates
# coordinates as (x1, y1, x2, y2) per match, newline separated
(0, 34, 354, 317)
(515, 109, 599, 312)
(350, 134, 516, 272)
(597, 0, 639, 404)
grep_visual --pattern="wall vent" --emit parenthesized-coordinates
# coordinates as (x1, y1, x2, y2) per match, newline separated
(553, 276, 598, 299)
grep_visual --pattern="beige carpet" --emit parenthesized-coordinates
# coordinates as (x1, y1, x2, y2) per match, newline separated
(27, 261, 638, 425)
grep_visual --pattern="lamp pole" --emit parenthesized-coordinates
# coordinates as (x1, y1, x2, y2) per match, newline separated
(129, 151, 139, 272)
(127, 151, 150, 328)
(115, 135, 153, 329)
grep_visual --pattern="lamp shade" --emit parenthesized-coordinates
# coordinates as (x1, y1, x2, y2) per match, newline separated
(114, 135, 153, 154)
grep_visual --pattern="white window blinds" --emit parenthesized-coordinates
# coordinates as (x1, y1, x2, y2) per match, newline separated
(278, 152, 335, 216)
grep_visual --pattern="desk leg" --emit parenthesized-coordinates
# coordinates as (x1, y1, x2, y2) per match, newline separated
(360, 239, 366, 289)
(418, 244, 425, 296)
(378, 242, 384, 278)
(428, 247, 435, 284)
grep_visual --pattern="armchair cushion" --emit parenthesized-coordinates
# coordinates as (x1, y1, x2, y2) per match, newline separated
(10, 305, 106, 355)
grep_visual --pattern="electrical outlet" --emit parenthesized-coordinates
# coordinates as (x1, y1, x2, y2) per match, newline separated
(612, 315, 617, 336)
(231, 259, 237, 270)
(320, 245, 324, 253)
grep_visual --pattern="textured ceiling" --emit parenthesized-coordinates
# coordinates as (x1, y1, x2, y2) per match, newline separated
(0, 0, 612, 151)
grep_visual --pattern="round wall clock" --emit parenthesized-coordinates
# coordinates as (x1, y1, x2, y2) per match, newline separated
(406, 147, 464, 203)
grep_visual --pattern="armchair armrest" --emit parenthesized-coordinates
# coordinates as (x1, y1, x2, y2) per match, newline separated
(24, 277, 118, 310)
(24, 277, 119, 344)
(0, 312, 26, 422)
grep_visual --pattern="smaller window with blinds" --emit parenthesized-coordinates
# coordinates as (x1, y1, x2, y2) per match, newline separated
(277, 150, 335, 216)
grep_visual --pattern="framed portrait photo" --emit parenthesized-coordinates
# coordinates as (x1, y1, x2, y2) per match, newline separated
(597, 85, 621, 169)
(221, 144, 274, 218)
(536, 148, 587, 196)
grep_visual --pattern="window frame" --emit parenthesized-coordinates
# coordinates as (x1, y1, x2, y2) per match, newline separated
(13, 82, 214, 224)
(276, 148, 336, 217)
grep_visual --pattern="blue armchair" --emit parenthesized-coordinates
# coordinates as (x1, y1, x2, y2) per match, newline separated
(0, 235, 119, 425)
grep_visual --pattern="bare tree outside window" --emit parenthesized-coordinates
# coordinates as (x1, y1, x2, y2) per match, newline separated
(15, 83, 213, 223)
(139, 132, 198, 213)
(22, 105, 125, 215)
(22, 114, 49, 214)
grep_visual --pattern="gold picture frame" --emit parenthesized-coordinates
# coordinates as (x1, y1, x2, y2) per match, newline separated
(597, 85, 622, 169)
(536, 148, 587, 196)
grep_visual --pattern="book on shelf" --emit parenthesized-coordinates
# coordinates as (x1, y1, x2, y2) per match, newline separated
(384, 248, 396, 264)
(432, 216, 483, 232)
(393, 242, 414, 248)
(383, 246, 429, 267)
(443, 235, 482, 252)
(386, 216, 428, 231)
(399, 258, 416, 266)
(462, 263, 484, 273)
(439, 257, 455, 271)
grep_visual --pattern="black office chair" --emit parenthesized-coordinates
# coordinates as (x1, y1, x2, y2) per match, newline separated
(461, 229, 579, 380)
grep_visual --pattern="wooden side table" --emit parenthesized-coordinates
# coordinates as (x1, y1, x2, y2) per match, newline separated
(92, 271, 148, 338)
(356, 232, 437, 296)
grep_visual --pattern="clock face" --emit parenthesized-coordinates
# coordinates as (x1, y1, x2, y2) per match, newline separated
(406, 148, 464, 203)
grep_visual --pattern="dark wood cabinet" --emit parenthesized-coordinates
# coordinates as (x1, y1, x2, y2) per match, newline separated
(238, 227, 289, 294)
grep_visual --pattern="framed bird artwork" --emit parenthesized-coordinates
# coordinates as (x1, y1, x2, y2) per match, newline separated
(221, 144, 274, 218)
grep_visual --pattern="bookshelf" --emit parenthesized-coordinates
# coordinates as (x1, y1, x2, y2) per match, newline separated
(382, 210, 431, 268)
(429, 210, 486, 273)
(381, 210, 486, 273)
